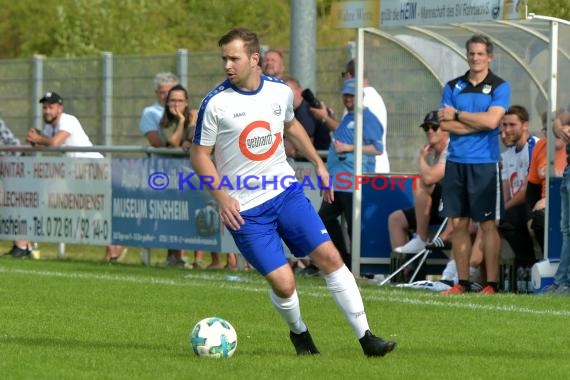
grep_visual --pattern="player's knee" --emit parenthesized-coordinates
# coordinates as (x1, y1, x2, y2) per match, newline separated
(310, 242, 344, 274)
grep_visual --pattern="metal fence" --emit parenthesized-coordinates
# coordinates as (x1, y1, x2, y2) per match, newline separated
(2, 19, 564, 174)
(0, 48, 348, 150)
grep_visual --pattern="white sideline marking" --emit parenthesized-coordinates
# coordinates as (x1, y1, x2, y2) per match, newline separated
(2, 266, 570, 317)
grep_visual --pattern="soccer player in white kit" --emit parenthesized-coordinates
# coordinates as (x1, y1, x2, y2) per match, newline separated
(191, 28, 395, 357)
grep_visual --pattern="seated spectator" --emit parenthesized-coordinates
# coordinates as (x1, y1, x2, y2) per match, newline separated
(499, 105, 539, 275)
(389, 111, 449, 254)
(526, 111, 567, 253)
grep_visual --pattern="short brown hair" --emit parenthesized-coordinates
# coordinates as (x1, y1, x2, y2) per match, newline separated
(505, 105, 529, 123)
(465, 34, 494, 55)
(218, 28, 260, 57)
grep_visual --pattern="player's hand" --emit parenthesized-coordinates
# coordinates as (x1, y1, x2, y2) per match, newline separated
(316, 165, 334, 203)
(219, 197, 244, 230)
(533, 198, 546, 211)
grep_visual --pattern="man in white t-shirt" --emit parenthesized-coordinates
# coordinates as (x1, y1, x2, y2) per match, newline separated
(191, 28, 396, 358)
(26, 91, 102, 158)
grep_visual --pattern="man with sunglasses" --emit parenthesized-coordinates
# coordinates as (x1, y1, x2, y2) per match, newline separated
(437, 34, 511, 295)
(389, 111, 449, 256)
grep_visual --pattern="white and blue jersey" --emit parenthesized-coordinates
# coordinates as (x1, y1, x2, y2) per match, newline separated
(194, 75, 297, 211)
(501, 136, 539, 199)
(439, 70, 510, 164)
(194, 75, 330, 274)
(328, 108, 384, 192)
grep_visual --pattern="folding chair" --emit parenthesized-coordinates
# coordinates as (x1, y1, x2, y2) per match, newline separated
(379, 217, 448, 286)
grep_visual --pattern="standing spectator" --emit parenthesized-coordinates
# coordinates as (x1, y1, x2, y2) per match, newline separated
(140, 74, 189, 266)
(27, 92, 104, 158)
(140, 72, 179, 147)
(437, 34, 510, 295)
(499, 105, 539, 279)
(159, 84, 196, 149)
(1, 116, 32, 258)
(526, 112, 567, 253)
(26, 92, 125, 261)
(318, 78, 384, 270)
(155, 82, 225, 268)
(343, 59, 390, 173)
(284, 76, 330, 153)
(546, 110, 570, 295)
(390, 110, 449, 254)
(191, 28, 395, 357)
(262, 49, 285, 79)
(283, 76, 330, 275)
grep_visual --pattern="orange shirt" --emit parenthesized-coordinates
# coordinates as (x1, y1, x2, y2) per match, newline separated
(527, 139, 567, 198)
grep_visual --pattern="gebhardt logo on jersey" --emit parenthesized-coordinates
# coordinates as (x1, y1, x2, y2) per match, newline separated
(239, 121, 282, 161)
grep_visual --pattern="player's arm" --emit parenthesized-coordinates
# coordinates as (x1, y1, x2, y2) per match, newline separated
(190, 144, 244, 230)
(505, 183, 527, 209)
(284, 117, 334, 203)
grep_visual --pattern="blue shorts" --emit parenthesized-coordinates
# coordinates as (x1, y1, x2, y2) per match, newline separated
(441, 161, 503, 222)
(229, 185, 330, 275)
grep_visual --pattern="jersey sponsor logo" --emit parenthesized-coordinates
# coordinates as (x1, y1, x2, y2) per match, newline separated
(239, 120, 283, 161)
(483, 84, 492, 94)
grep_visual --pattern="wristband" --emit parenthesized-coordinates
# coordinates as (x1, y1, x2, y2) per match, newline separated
(454, 109, 461, 121)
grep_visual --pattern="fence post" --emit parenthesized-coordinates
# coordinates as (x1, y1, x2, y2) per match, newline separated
(32, 55, 44, 130)
(102, 52, 113, 145)
(177, 49, 188, 90)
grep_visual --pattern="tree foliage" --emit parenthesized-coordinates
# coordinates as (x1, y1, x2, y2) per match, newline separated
(0, 0, 566, 58)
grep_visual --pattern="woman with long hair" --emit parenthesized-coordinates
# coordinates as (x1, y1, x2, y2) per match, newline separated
(159, 84, 196, 149)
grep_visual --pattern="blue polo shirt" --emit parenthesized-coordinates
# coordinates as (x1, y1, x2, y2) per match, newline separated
(439, 70, 510, 164)
(328, 108, 384, 192)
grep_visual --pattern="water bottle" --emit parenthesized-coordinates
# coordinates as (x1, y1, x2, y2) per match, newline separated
(503, 267, 510, 292)
(31, 242, 40, 260)
(516, 267, 526, 293)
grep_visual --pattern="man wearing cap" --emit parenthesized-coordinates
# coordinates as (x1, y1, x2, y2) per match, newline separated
(310, 60, 389, 173)
(318, 78, 384, 270)
(26, 91, 103, 158)
(389, 111, 449, 255)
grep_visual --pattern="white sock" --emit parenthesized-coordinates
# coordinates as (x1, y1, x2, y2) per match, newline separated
(269, 289, 307, 334)
(325, 265, 369, 339)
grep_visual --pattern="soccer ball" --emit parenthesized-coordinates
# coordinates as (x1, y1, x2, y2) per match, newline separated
(190, 317, 238, 358)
